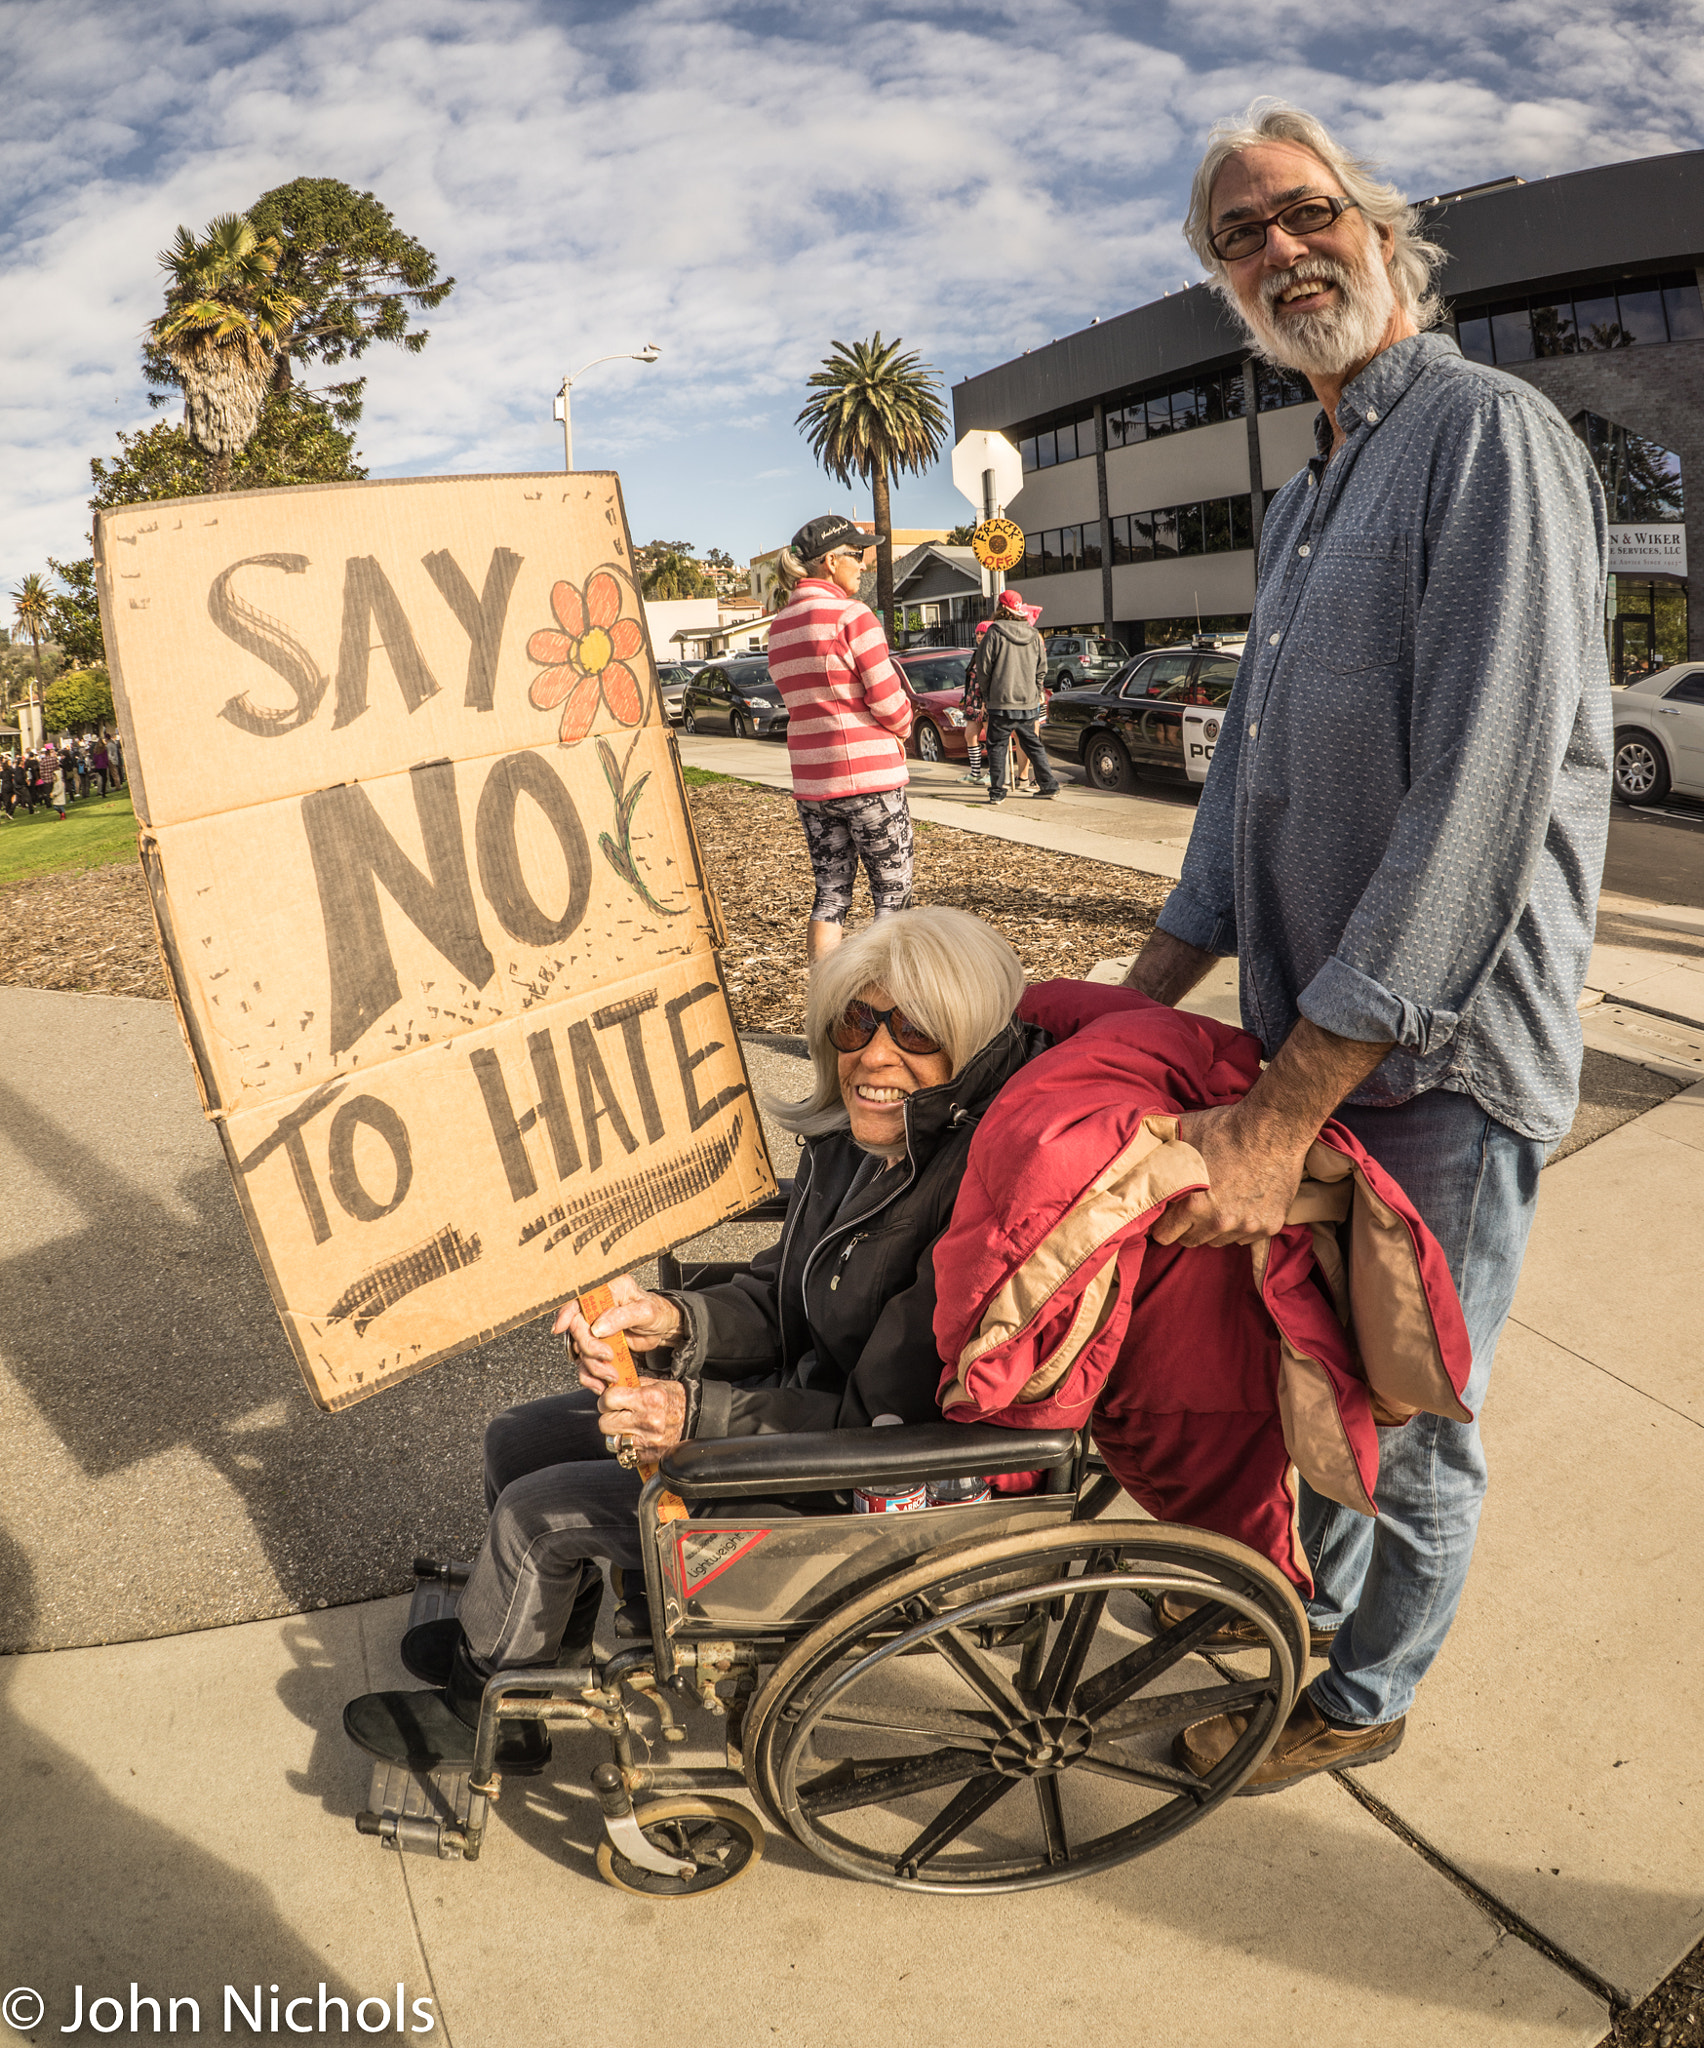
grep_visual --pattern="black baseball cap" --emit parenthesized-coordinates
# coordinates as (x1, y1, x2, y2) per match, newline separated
(789, 513, 881, 559)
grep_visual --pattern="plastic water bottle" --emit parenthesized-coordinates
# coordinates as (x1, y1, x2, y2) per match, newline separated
(926, 1476, 993, 1507)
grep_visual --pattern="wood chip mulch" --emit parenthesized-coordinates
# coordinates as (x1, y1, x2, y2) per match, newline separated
(0, 863, 169, 1001)
(0, 779, 1166, 1027)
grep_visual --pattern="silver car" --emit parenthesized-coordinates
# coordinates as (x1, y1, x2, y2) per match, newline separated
(655, 661, 702, 725)
(1611, 662, 1704, 804)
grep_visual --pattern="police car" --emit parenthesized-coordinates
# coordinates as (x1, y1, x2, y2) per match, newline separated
(1041, 636, 1245, 791)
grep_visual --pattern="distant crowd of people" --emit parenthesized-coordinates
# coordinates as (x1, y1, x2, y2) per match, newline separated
(0, 733, 124, 821)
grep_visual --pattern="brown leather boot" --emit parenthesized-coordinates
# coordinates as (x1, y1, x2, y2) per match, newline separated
(1153, 1590, 1339, 1659)
(1174, 1690, 1405, 1795)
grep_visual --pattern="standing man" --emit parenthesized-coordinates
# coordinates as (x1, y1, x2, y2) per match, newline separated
(1123, 103, 1610, 1789)
(967, 588, 1057, 805)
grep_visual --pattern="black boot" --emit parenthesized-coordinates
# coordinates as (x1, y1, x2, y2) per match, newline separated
(343, 1641, 552, 1774)
(399, 1615, 467, 1686)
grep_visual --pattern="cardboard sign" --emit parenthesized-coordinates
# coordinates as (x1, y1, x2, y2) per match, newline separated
(95, 474, 776, 1410)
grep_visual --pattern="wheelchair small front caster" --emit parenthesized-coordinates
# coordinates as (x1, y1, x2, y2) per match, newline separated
(594, 1791, 764, 1898)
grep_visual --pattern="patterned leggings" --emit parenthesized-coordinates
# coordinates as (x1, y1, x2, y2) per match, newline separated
(795, 788, 915, 924)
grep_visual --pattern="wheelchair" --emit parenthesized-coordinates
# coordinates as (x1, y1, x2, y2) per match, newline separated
(354, 1199, 1313, 1898)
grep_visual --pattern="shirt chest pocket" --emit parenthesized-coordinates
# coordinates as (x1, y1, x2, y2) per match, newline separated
(1296, 541, 1409, 673)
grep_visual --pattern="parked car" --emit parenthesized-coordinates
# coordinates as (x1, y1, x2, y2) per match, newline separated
(893, 649, 975, 762)
(1041, 639, 1244, 790)
(655, 661, 699, 725)
(681, 657, 789, 740)
(1044, 633, 1126, 691)
(1612, 661, 1704, 804)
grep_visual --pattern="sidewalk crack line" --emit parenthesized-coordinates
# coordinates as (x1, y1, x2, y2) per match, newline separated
(1507, 1317, 1704, 1432)
(1331, 1770, 1628, 2014)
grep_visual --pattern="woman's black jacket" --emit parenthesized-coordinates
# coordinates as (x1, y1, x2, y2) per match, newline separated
(663, 1020, 1042, 1440)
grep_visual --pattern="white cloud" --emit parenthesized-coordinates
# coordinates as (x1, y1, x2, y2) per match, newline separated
(2, 0, 1699, 589)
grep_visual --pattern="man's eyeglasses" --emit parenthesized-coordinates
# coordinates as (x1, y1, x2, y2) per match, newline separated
(1209, 194, 1362, 264)
(829, 999, 943, 1057)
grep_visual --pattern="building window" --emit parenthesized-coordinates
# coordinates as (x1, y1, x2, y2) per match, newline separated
(1098, 497, 1255, 573)
(1035, 366, 1250, 465)
(1019, 412, 1096, 472)
(1455, 272, 1704, 365)
(1256, 364, 1314, 411)
(1572, 411, 1683, 524)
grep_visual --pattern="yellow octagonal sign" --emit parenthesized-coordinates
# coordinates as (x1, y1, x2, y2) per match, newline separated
(972, 519, 1025, 573)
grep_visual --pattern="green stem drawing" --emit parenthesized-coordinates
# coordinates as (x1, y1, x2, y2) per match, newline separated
(597, 732, 685, 917)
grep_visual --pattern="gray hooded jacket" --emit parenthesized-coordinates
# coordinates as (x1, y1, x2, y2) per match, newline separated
(968, 615, 1047, 713)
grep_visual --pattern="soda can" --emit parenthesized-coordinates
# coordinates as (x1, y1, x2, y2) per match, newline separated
(927, 1475, 993, 1508)
(854, 1484, 927, 1514)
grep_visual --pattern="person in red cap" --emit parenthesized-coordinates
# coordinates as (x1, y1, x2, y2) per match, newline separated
(963, 589, 1057, 804)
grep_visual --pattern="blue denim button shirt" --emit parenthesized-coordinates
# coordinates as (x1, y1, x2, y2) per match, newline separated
(1158, 332, 1611, 1142)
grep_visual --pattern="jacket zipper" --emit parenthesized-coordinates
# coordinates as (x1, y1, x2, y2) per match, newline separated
(829, 1233, 866, 1290)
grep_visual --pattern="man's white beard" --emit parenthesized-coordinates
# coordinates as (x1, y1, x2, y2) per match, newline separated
(1235, 249, 1398, 381)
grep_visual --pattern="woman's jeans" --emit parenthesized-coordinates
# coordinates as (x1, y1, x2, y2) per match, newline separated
(1301, 1087, 1546, 1728)
(455, 1391, 645, 1667)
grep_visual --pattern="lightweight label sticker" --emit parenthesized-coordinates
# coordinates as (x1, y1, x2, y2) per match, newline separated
(676, 1527, 769, 1595)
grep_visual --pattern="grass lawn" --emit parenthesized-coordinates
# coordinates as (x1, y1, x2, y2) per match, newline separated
(0, 789, 141, 883)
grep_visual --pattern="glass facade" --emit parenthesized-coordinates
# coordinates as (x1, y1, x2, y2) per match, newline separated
(1020, 499, 1258, 578)
(1456, 271, 1704, 365)
(1573, 410, 1684, 524)
(1015, 359, 1317, 473)
(1019, 414, 1097, 471)
(1104, 496, 1254, 566)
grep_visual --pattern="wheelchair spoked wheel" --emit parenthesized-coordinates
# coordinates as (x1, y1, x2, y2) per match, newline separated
(594, 1796, 765, 1898)
(744, 1523, 1308, 1895)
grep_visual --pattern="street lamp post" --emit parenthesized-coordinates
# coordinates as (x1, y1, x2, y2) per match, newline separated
(554, 345, 661, 470)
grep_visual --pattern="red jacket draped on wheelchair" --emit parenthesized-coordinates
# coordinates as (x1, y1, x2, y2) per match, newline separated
(932, 982, 1474, 1592)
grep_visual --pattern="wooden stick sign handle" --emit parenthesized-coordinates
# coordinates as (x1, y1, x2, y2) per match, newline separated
(576, 1285, 688, 1524)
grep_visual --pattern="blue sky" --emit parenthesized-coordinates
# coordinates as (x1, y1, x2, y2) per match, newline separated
(4, 0, 1702, 593)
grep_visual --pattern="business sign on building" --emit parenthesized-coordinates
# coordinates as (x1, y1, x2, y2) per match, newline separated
(95, 475, 774, 1412)
(1609, 524, 1688, 579)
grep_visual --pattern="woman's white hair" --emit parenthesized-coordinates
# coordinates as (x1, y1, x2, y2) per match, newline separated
(767, 906, 1024, 1138)
(1185, 100, 1446, 332)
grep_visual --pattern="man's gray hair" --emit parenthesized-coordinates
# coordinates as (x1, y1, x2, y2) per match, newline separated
(767, 906, 1024, 1138)
(1185, 100, 1447, 331)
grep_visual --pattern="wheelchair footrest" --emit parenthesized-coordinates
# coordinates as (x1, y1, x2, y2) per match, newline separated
(406, 1560, 473, 1633)
(357, 1760, 477, 1859)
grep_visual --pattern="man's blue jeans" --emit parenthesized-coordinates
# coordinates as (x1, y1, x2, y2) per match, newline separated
(1300, 1086, 1546, 1728)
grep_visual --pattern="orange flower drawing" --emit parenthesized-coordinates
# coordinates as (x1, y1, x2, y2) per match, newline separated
(526, 568, 645, 743)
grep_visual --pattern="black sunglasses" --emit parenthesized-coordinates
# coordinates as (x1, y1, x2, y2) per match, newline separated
(1209, 194, 1362, 263)
(829, 999, 943, 1057)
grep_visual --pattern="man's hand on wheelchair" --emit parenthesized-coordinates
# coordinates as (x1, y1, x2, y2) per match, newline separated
(1151, 1103, 1312, 1249)
(553, 1273, 685, 1367)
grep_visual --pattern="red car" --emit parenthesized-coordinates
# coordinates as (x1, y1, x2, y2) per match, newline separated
(893, 648, 975, 762)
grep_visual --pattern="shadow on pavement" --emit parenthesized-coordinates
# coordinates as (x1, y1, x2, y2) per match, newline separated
(0, 1522, 375, 2042)
(0, 1069, 571, 1652)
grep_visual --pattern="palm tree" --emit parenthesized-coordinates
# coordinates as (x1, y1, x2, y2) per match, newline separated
(12, 572, 51, 712)
(150, 215, 305, 491)
(797, 335, 949, 637)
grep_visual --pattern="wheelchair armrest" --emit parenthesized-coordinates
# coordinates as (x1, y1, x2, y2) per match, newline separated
(657, 1423, 1080, 1501)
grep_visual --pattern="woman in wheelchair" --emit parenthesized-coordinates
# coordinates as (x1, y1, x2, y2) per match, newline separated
(343, 907, 1040, 1772)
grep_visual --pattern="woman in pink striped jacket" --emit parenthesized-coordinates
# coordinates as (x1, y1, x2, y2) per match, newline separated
(767, 514, 916, 965)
